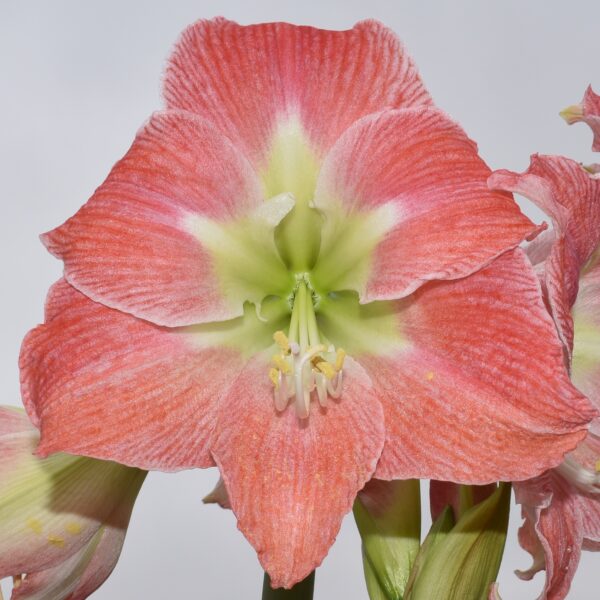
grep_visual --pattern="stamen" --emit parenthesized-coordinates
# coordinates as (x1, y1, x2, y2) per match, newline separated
(335, 348, 346, 371)
(273, 331, 290, 353)
(269, 368, 280, 388)
(315, 359, 335, 379)
(272, 354, 291, 374)
(269, 279, 346, 418)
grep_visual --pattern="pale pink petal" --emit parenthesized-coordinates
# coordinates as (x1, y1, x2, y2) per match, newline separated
(11, 500, 133, 600)
(489, 155, 600, 354)
(0, 407, 144, 587)
(20, 280, 244, 470)
(211, 356, 384, 588)
(164, 18, 431, 167)
(0, 409, 100, 579)
(313, 109, 537, 301)
(42, 111, 269, 327)
(358, 250, 594, 483)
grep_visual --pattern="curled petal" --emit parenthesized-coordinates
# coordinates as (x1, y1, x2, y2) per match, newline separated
(42, 111, 283, 327)
(211, 356, 384, 588)
(490, 155, 600, 356)
(515, 474, 584, 600)
(562, 86, 600, 152)
(20, 280, 253, 470)
(313, 108, 538, 301)
(164, 18, 431, 168)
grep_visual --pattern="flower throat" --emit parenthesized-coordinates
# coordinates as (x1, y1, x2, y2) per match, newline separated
(269, 274, 345, 419)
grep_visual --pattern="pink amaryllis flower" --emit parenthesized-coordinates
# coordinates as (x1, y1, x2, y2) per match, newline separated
(0, 406, 145, 599)
(19, 19, 595, 588)
(489, 142, 600, 598)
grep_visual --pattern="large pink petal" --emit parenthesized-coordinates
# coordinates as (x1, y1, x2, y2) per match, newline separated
(489, 155, 600, 354)
(358, 250, 594, 483)
(42, 111, 267, 327)
(20, 280, 243, 470)
(211, 356, 384, 588)
(313, 109, 537, 301)
(164, 18, 431, 167)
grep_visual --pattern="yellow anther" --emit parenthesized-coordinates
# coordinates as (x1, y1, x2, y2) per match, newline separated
(316, 360, 336, 380)
(66, 522, 83, 535)
(273, 331, 290, 353)
(26, 517, 43, 535)
(272, 354, 291, 374)
(595, 459, 600, 473)
(47, 535, 65, 547)
(269, 368, 280, 388)
(426, 371, 435, 381)
(335, 348, 346, 371)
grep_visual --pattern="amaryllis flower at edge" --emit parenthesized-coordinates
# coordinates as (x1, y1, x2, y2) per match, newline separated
(0, 406, 145, 599)
(19, 19, 595, 588)
(489, 106, 600, 599)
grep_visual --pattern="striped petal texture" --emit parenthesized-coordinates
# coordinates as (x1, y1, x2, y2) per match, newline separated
(490, 145, 600, 599)
(18, 19, 598, 589)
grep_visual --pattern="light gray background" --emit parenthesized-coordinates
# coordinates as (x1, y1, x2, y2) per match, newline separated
(1, 1, 599, 598)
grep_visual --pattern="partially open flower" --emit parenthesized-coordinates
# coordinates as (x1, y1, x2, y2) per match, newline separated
(490, 140, 600, 599)
(19, 19, 595, 588)
(0, 406, 145, 599)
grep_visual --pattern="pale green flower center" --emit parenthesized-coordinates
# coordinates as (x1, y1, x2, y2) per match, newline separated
(187, 117, 405, 417)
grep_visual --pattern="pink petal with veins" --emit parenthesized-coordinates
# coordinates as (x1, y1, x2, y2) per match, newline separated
(211, 356, 384, 588)
(315, 108, 538, 301)
(42, 111, 264, 327)
(20, 280, 243, 470)
(164, 18, 431, 167)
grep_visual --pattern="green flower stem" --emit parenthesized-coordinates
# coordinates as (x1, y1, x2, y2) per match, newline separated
(262, 572, 315, 600)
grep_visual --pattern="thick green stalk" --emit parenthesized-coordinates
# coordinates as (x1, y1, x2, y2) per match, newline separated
(262, 572, 315, 600)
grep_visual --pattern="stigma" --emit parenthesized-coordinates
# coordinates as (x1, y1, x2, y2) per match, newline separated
(269, 330, 345, 418)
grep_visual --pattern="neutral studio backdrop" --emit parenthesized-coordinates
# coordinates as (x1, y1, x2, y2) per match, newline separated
(2, 1, 600, 598)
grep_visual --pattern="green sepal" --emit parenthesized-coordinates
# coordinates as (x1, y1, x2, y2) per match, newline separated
(403, 506, 455, 598)
(353, 479, 421, 600)
(405, 483, 511, 600)
(362, 549, 392, 600)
